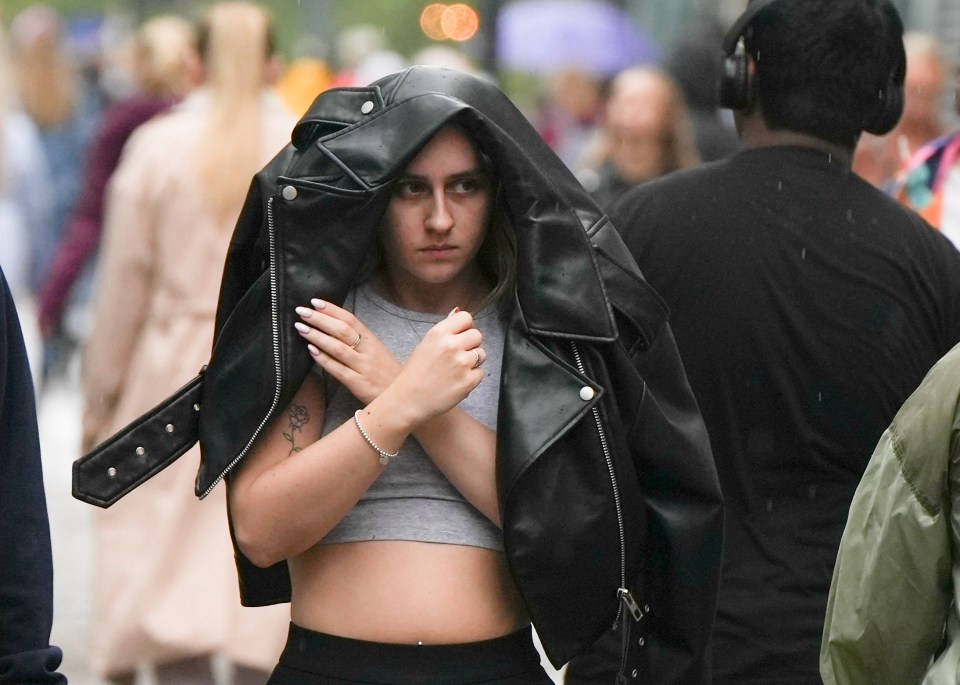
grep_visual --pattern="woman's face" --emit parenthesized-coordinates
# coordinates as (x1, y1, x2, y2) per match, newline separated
(380, 126, 493, 297)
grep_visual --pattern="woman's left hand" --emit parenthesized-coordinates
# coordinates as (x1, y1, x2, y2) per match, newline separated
(294, 299, 401, 405)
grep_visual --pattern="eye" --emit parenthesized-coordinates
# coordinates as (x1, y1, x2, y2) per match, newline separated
(450, 175, 488, 195)
(394, 179, 427, 198)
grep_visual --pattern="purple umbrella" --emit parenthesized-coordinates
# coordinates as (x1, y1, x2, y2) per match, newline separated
(496, 0, 660, 77)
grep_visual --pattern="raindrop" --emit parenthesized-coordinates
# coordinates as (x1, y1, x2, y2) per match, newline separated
(828, 154, 833, 164)
(818, 392, 822, 402)
(801, 247, 806, 260)
(847, 209, 853, 222)
(766, 498, 773, 512)
(777, 180, 782, 191)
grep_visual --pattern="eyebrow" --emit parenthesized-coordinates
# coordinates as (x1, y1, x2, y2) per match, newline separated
(398, 167, 488, 182)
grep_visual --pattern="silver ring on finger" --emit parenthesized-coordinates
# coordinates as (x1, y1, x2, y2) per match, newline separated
(472, 349, 484, 369)
(350, 332, 362, 350)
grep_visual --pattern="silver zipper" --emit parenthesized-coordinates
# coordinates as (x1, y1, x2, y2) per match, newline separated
(200, 195, 285, 499)
(618, 587, 645, 622)
(570, 341, 630, 628)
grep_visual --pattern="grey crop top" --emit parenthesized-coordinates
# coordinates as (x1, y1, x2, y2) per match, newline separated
(320, 282, 505, 552)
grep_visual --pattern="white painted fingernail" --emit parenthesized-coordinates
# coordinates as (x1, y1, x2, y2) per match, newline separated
(294, 322, 310, 334)
(307, 343, 320, 357)
(295, 306, 313, 318)
(311, 298, 327, 309)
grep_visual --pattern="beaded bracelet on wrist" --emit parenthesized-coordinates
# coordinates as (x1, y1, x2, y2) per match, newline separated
(353, 410, 399, 466)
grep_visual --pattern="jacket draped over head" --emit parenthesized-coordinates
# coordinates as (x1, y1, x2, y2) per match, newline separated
(74, 66, 723, 682)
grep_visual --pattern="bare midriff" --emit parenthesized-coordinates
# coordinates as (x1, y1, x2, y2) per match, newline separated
(288, 540, 529, 644)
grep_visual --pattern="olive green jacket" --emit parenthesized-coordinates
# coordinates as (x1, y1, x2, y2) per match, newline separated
(821, 342, 960, 685)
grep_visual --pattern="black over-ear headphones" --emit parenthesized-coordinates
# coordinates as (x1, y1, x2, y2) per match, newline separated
(718, 0, 906, 135)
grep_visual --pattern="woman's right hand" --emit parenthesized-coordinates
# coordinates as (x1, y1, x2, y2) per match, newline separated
(295, 298, 403, 405)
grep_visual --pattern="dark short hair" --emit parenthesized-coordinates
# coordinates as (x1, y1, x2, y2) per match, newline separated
(746, 0, 904, 149)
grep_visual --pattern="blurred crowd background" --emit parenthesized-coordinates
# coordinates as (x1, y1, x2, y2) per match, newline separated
(2, 0, 958, 383)
(3, 0, 960, 684)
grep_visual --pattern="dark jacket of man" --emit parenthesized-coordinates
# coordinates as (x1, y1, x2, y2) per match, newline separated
(0, 267, 67, 684)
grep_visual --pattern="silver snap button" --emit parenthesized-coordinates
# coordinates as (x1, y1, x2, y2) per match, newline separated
(193, 403, 201, 411)
(165, 423, 175, 433)
(135, 446, 145, 456)
(579, 386, 595, 401)
(360, 100, 375, 114)
(107, 467, 117, 478)
(281, 185, 298, 201)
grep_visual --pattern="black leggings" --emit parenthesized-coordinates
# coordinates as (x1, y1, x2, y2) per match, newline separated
(266, 622, 555, 685)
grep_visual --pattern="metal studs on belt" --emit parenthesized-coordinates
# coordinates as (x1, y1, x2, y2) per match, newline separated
(136, 446, 145, 456)
(165, 423, 175, 433)
(107, 467, 117, 478)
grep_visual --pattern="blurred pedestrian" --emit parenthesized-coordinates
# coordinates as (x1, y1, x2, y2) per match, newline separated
(888, 39, 960, 247)
(329, 24, 405, 88)
(854, 32, 947, 187)
(36, 14, 197, 347)
(575, 66, 700, 209)
(0, 14, 54, 383)
(9, 4, 102, 383)
(821, 340, 960, 684)
(534, 67, 605, 170)
(9, 3, 100, 295)
(275, 56, 332, 118)
(666, 14, 741, 162)
(0, 264, 66, 685)
(80, 3, 293, 683)
(567, 1, 960, 684)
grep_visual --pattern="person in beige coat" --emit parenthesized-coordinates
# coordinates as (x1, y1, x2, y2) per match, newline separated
(80, 3, 295, 683)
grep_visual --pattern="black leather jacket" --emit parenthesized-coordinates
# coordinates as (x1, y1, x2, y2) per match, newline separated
(74, 67, 722, 683)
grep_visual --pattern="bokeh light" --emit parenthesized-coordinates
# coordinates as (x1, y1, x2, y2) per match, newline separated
(441, 4, 479, 42)
(419, 4, 448, 41)
(420, 3, 479, 42)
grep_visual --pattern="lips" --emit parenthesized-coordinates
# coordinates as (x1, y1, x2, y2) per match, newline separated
(422, 245, 456, 257)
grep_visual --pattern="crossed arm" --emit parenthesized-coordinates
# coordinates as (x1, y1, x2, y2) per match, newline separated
(228, 298, 500, 568)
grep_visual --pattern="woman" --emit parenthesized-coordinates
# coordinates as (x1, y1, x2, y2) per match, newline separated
(80, 3, 293, 683)
(216, 67, 722, 684)
(37, 13, 197, 343)
(230, 122, 538, 683)
(75, 65, 723, 685)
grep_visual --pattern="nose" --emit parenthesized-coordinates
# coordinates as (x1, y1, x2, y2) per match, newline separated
(425, 188, 454, 233)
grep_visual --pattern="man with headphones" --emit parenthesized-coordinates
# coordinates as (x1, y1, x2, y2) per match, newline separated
(565, 1, 960, 684)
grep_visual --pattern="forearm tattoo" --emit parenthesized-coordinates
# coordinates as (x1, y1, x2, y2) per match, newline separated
(283, 403, 310, 455)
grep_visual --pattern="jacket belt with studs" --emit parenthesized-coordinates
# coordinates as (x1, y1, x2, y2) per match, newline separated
(73, 66, 723, 684)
